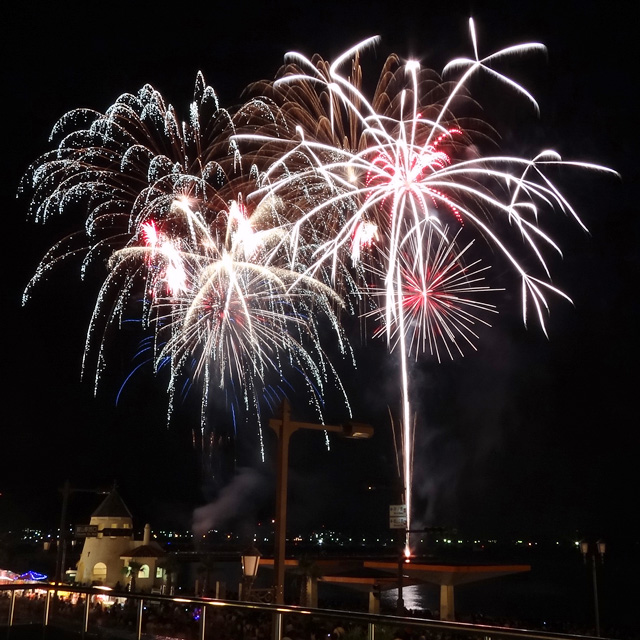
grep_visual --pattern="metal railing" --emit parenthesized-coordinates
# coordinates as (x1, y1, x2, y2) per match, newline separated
(1, 583, 607, 640)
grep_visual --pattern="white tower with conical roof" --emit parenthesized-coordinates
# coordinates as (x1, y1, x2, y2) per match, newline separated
(75, 489, 134, 587)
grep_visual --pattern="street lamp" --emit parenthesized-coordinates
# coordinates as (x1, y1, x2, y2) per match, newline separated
(269, 398, 373, 604)
(241, 543, 261, 601)
(580, 539, 606, 636)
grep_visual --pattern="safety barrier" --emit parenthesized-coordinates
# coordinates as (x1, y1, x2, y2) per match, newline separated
(0, 584, 607, 640)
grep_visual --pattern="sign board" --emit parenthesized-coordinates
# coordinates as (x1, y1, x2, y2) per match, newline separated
(74, 525, 98, 538)
(389, 504, 407, 529)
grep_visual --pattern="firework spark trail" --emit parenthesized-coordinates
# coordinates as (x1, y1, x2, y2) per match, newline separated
(235, 23, 616, 548)
(363, 222, 500, 536)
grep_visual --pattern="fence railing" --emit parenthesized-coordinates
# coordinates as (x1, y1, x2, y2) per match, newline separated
(0, 584, 605, 640)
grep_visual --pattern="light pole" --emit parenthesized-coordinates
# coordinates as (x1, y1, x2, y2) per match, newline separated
(269, 398, 373, 604)
(580, 539, 606, 636)
(241, 543, 261, 601)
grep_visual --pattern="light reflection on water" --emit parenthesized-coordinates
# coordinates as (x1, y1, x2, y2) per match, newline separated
(381, 585, 439, 615)
(321, 547, 636, 636)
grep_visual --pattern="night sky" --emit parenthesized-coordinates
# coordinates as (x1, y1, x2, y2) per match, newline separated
(2, 0, 637, 551)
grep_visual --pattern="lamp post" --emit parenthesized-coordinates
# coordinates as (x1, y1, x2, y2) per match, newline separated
(241, 543, 261, 601)
(580, 539, 606, 636)
(269, 398, 373, 604)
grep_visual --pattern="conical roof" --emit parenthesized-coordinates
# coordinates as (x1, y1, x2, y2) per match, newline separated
(122, 542, 166, 559)
(91, 489, 133, 519)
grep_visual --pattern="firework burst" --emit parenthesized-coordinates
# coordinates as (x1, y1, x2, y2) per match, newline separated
(109, 197, 350, 435)
(21, 72, 353, 457)
(234, 21, 616, 542)
(364, 224, 498, 363)
(21, 21, 616, 550)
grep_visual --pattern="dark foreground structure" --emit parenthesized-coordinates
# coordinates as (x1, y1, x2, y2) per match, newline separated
(0, 583, 620, 640)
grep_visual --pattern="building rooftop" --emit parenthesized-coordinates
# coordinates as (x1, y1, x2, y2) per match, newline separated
(123, 543, 166, 559)
(91, 489, 133, 520)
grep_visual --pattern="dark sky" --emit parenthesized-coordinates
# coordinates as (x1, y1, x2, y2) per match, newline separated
(2, 1, 637, 547)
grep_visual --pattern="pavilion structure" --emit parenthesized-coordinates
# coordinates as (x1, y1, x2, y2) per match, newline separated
(259, 557, 531, 620)
(361, 560, 531, 620)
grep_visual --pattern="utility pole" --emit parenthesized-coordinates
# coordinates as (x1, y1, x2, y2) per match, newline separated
(54, 480, 71, 584)
(580, 540, 606, 636)
(269, 399, 373, 604)
(54, 481, 111, 583)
